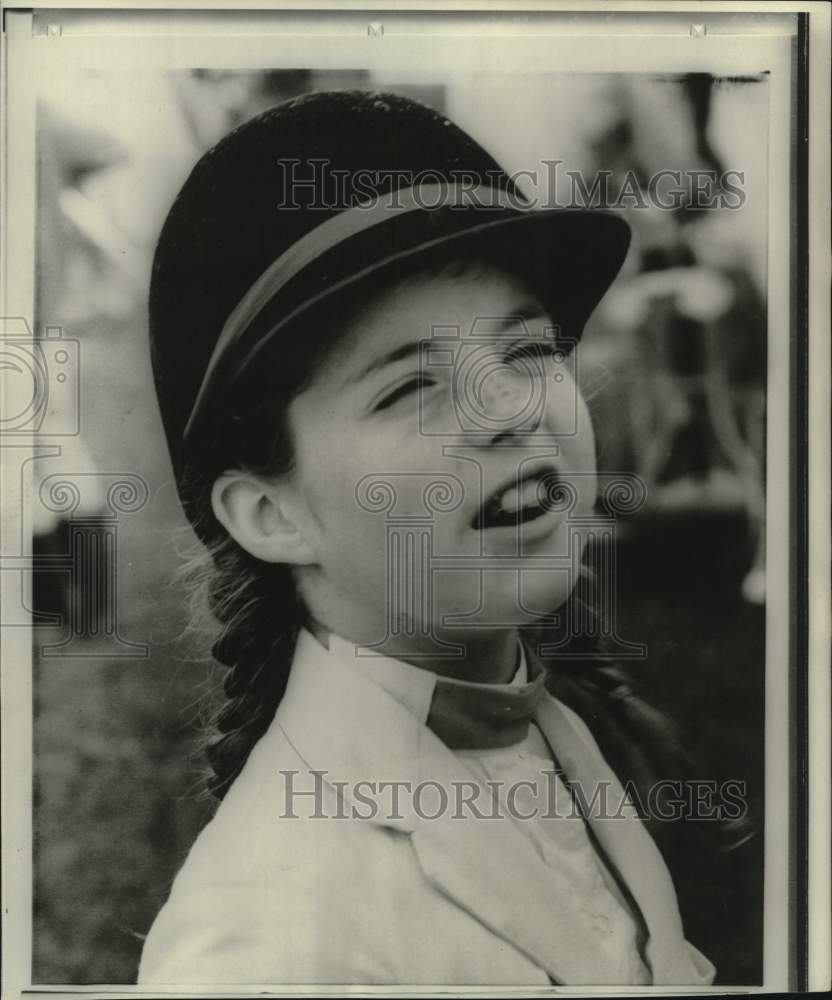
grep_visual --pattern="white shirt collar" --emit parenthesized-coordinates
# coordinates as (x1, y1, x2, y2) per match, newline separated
(317, 629, 528, 726)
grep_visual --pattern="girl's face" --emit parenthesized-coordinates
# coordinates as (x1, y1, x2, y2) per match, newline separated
(283, 263, 598, 659)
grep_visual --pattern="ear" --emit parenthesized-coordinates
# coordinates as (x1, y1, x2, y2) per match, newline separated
(211, 471, 316, 566)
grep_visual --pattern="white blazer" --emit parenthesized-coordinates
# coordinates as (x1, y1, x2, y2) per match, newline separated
(138, 631, 715, 987)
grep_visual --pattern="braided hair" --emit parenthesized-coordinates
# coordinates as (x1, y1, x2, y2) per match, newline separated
(172, 266, 357, 801)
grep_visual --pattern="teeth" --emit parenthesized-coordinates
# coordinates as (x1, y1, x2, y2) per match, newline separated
(498, 478, 541, 513)
(472, 467, 558, 530)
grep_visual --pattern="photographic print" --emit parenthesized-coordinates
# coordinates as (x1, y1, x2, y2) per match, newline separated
(1, 4, 827, 996)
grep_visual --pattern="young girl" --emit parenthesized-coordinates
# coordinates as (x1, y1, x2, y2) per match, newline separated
(138, 90, 715, 987)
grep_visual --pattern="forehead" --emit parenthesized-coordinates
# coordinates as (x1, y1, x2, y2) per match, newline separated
(321, 263, 542, 370)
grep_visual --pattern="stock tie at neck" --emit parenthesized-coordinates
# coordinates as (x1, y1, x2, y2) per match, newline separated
(426, 652, 548, 751)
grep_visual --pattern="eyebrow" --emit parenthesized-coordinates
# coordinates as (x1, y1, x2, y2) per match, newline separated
(348, 341, 424, 386)
(348, 303, 548, 385)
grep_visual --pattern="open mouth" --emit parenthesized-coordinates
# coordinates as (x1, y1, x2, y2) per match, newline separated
(472, 466, 561, 530)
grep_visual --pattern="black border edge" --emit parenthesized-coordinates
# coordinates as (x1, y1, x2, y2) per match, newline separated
(791, 9, 810, 995)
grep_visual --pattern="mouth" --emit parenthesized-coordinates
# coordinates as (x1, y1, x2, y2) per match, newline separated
(472, 464, 562, 530)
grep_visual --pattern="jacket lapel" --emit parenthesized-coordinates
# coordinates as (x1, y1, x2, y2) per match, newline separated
(277, 631, 633, 984)
(407, 735, 632, 984)
(533, 689, 712, 984)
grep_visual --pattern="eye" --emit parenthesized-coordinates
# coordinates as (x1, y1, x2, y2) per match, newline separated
(373, 375, 433, 412)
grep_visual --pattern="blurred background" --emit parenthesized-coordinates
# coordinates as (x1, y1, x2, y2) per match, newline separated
(29, 69, 767, 984)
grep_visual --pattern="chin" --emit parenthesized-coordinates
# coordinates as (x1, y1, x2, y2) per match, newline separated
(428, 565, 578, 633)
(517, 567, 579, 622)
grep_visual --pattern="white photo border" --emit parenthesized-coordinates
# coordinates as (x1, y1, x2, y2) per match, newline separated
(1, 2, 828, 997)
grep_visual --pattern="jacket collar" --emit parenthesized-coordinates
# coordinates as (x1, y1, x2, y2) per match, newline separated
(274, 629, 713, 985)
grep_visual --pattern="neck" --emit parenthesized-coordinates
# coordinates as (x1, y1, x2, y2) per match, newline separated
(298, 570, 522, 685)
(407, 627, 520, 684)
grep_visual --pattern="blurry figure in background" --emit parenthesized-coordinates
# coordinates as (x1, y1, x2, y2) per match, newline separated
(32, 103, 118, 627)
(593, 74, 767, 605)
(580, 73, 767, 982)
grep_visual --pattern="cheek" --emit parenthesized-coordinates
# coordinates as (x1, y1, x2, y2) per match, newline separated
(289, 414, 414, 577)
(297, 444, 374, 532)
(544, 382, 597, 521)
(576, 393, 597, 469)
(289, 391, 369, 505)
(546, 380, 596, 465)
(295, 410, 437, 519)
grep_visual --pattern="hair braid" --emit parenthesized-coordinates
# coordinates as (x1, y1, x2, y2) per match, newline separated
(181, 488, 306, 800)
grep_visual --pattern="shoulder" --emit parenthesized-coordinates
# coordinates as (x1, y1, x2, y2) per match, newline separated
(137, 718, 401, 985)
